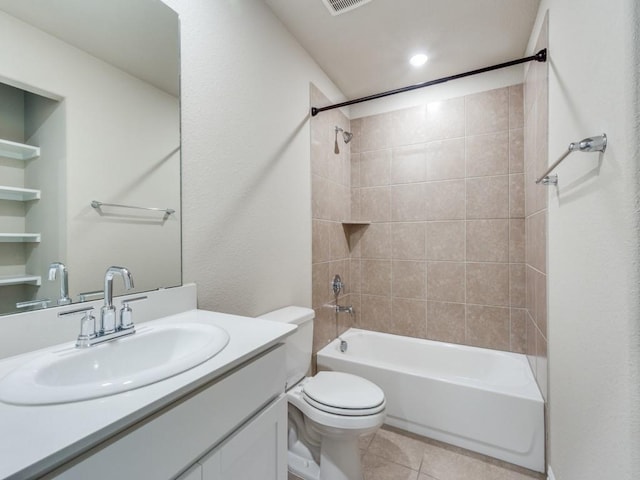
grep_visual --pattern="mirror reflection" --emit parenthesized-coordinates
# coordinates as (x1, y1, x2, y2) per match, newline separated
(0, 0, 181, 315)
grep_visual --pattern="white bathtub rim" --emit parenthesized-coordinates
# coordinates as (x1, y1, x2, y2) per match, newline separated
(323, 328, 543, 403)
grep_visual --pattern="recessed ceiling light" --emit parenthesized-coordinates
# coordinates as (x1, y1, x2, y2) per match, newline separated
(410, 54, 428, 67)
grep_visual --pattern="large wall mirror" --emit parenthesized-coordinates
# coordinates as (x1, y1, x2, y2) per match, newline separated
(0, 0, 181, 315)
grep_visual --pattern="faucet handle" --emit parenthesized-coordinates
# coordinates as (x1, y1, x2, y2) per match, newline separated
(59, 306, 96, 348)
(119, 296, 147, 330)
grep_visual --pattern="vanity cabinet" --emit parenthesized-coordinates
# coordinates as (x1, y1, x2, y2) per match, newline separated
(51, 345, 287, 480)
(178, 395, 287, 480)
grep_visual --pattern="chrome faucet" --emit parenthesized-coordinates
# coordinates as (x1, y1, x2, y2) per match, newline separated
(58, 267, 145, 348)
(48, 262, 71, 306)
(335, 305, 354, 315)
(101, 266, 134, 334)
(331, 274, 355, 316)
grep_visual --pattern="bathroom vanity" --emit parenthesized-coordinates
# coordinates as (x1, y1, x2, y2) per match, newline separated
(0, 291, 295, 480)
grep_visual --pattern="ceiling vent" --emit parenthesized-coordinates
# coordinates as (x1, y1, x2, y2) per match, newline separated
(321, 0, 372, 16)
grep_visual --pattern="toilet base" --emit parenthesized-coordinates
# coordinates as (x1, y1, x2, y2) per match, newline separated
(318, 435, 363, 480)
(288, 448, 320, 480)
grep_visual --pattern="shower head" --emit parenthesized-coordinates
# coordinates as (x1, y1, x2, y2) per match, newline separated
(334, 126, 353, 154)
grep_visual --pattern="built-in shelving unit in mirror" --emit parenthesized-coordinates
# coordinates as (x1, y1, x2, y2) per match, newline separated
(0, 186, 41, 202)
(0, 233, 41, 243)
(0, 275, 41, 287)
(0, 139, 40, 161)
(0, 135, 42, 297)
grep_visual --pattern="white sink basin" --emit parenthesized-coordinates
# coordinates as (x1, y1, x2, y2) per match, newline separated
(0, 323, 230, 405)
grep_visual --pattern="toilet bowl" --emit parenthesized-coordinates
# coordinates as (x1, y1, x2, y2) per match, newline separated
(258, 307, 386, 480)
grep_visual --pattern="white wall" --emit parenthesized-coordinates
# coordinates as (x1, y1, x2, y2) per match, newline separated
(0, 10, 180, 301)
(527, 1, 640, 478)
(162, 0, 344, 316)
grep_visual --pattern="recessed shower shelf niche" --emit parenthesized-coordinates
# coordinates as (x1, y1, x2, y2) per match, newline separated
(0, 275, 41, 287)
(0, 233, 41, 243)
(0, 186, 41, 202)
(0, 139, 40, 161)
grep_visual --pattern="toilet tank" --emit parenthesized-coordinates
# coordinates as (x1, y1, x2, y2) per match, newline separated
(258, 306, 314, 389)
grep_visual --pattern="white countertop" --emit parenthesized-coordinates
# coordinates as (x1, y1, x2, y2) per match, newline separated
(0, 309, 295, 480)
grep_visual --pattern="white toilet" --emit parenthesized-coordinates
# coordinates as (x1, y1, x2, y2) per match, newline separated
(259, 306, 386, 480)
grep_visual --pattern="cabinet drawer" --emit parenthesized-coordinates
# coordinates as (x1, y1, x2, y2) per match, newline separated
(51, 345, 285, 480)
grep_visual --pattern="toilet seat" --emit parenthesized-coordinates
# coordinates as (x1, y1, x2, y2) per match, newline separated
(302, 372, 385, 416)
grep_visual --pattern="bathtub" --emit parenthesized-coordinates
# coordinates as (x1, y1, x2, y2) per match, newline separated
(317, 328, 544, 473)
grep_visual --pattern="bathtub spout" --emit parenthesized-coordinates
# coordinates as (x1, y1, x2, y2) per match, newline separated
(335, 304, 354, 315)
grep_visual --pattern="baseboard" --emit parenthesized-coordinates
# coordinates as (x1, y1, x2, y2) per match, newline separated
(548, 465, 556, 480)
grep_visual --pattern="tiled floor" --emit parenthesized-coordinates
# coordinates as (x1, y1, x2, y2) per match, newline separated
(289, 425, 545, 480)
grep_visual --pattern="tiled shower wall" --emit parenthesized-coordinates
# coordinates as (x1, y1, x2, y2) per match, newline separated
(310, 84, 355, 357)
(348, 86, 528, 353)
(524, 14, 549, 400)
(310, 80, 548, 361)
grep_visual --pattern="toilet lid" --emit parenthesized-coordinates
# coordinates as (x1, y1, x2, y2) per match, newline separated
(302, 372, 385, 415)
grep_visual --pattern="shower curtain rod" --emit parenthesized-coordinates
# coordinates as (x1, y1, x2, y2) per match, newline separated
(310, 49, 547, 116)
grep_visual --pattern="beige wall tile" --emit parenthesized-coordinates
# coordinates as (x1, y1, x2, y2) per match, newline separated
(312, 305, 336, 354)
(526, 313, 537, 375)
(465, 87, 509, 136)
(423, 97, 465, 142)
(330, 221, 350, 259)
(391, 183, 427, 221)
(466, 131, 509, 177)
(351, 188, 361, 221)
(392, 222, 426, 260)
(392, 144, 427, 184)
(426, 301, 465, 344)
(389, 105, 429, 147)
(509, 173, 525, 218)
(466, 305, 510, 350)
(426, 138, 465, 181)
(312, 174, 329, 220)
(351, 153, 361, 188)
(510, 219, 525, 263)
(509, 84, 524, 129)
(350, 118, 362, 154)
(466, 219, 509, 263)
(426, 221, 465, 261)
(510, 308, 527, 354)
(536, 330, 548, 401)
(532, 211, 547, 274)
(361, 223, 392, 259)
(360, 187, 391, 222)
(427, 262, 465, 303)
(466, 175, 509, 219)
(361, 259, 392, 296)
(360, 295, 392, 332)
(526, 265, 535, 315)
(391, 298, 427, 338)
(312, 261, 330, 308)
(337, 293, 357, 335)
(392, 260, 426, 299)
(534, 270, 547, 338)
(510, 263, 526, 308)
(361, 149, 391, 187)
(426, 180, 466, 220)
(360, 112, 393, 152)
(466, 263, 509, 306)
(350, 259, 361, 294)
(509, 128, 525, 173)
(312, 219, 331, 264)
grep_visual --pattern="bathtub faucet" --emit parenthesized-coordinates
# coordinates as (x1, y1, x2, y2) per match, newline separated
(335, 304, 354, 315)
